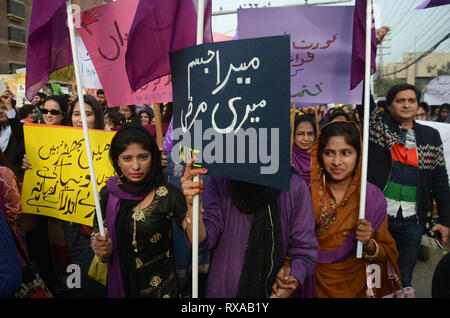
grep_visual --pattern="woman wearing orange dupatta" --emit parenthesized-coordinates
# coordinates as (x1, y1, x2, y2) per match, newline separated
(297, 121, 402, 298)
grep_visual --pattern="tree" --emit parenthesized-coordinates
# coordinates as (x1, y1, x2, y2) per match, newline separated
(373, 77, 404, 98)
(426, 62, 450, 76)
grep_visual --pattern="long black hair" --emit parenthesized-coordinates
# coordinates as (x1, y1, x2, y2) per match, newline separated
(43, 95, 70, 126)
(122, 105, 140, 123)
(317, 121, 361, 169)
(70, 95, 105, 130)
(437, 103, 450, 122)
(109, 122, 162, 186)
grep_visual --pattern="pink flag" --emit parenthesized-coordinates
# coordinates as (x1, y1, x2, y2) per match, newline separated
(25, 0, 72, 101)
(76, 0, 174, 106)
(125, 0, 213, 92)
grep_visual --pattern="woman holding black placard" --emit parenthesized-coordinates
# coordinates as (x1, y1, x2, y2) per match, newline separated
(181, 158, 318, 298)
(91, 123, 186, 297)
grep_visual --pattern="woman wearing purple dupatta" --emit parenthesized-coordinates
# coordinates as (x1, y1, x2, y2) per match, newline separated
(91, 123, 187, 298)
(281, 121, 401, 298)
(181, 160, 318, 298)
(291, 114, 317, 186)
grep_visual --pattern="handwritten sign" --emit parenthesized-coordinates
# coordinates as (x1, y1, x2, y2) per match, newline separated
(0, 73, 25, 96)
(237, 6, 363, 104)
(21, 124, 115, 226)
(76, 36, 102, 90)
(417, 120, 450, 186)
(424, 76, 450, 105)
(0, 72, 28, 107)
(76, 0, 173, 107)
(170, 36, 291, 192)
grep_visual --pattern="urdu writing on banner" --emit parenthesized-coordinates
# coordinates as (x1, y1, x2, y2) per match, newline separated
(170, 36, 291, 192)
(237, 6, 364, 104)
(21, 124, 115, 226)
(76, 0, 173, 106)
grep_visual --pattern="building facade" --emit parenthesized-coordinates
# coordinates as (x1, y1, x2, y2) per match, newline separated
(379, 52, 450, 89)
(0, 0, 112, 74)
(0, 0, 32, 74)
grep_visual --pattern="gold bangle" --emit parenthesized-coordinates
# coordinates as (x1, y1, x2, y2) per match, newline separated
(363, 239, 379, 261)
(97, 254, 110, 264)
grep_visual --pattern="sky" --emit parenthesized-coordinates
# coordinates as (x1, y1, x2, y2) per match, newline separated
(210, 0, 450, 63)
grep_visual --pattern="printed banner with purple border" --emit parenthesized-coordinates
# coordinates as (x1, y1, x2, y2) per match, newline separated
(238, 6, 363, 104)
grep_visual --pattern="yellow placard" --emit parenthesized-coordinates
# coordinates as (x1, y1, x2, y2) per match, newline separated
(0, 74, 16, 93)
(21, 124, 116, 226)
(0, 72, 26, 95)
(49, 64, 75, 83)
(0, 72, 29, 107)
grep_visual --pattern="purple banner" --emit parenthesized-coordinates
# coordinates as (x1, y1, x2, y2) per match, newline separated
(238, 6, 363, 104)
(416, 0, 450, 9)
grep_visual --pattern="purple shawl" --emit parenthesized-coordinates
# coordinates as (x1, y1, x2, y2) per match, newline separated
(301, 183, 387, 298)
(292, 145, 311, 185)
(196, 175, 318, 298)
(104, 177, 149, 298)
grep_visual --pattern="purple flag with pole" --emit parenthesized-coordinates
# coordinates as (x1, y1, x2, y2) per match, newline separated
(350, 0, 377, 90)
(163, 117, 174, 155)
(125, 0, 213, 92)
(416, 0, 450, 9)
(25, 0, 72, 101)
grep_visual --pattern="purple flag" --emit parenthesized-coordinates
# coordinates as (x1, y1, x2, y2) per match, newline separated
(125, 0, 213, 92)
(350, 0, 377, 90)
(25, 0, 72, 101)
(416, 0, 450, 9)
(163, 117, 173, 155)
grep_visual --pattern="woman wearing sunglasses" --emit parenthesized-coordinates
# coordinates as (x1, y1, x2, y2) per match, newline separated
(21, 95, 73, 297)
(21, 95, 70, 169)
(40, 95, 70, 126)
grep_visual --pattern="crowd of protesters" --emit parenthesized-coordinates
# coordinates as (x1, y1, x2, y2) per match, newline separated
(1, 78, 449, 299)
(2, 17, 450, 298)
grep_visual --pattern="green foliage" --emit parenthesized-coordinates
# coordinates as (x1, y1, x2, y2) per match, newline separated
(373, 77, 405, 99)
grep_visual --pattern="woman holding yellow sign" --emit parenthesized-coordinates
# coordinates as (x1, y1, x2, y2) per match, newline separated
(22, 95, 107, 297)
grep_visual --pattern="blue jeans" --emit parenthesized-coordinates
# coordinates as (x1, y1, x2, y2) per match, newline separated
(388, 215, 425, 287)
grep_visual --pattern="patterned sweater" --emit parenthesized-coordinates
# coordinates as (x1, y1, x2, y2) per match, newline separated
(361, 104, 450, 227)
(383, 128, 419, 218)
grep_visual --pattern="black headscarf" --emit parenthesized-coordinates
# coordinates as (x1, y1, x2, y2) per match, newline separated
(109, 122, 163, 196)
(230, 180, 284, 298)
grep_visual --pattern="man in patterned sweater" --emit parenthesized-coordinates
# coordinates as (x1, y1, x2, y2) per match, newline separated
(359, 83, 450, 288)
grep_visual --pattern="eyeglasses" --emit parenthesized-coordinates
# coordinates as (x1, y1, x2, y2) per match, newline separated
(416, 113, 427, 119)
(41, 109, 63, 115)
